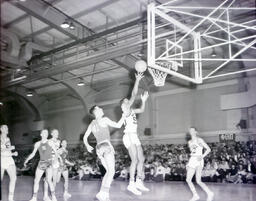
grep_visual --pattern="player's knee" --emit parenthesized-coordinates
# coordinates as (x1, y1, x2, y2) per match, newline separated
(109, 168, 115, 177)
(138, 155, 145, 163)
(12, 174, 17, 182)
(131, 157, 138, 164)
(196, 179, 203, 185)
(46, 177, 52, 184)
(186, 177, 191, 183)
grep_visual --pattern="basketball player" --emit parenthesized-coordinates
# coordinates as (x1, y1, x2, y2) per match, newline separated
(56, 140, 74, 198)
(24, 129, 58, 201)
(44, 129, 61, 201)
(83, 105, 125, 201)
(186, 127, 214, 201)
(120, 73, 149, 195)
(1, 125, 17, 201)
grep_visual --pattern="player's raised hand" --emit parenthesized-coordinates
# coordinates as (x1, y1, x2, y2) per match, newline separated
(12, 151, 18, 156)
(135, 72, 144, 81)
(86, 145, 94, 153)
(141, 91, 149, 102)
(24, 161, 28, 168)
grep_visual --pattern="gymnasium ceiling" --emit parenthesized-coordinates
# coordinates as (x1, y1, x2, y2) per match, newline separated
(0, 0, 255, 96)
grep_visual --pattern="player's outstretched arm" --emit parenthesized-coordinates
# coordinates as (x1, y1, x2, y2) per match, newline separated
(83, 124, 94, 153)
(133, 91, 149, 114)
(24, 142, 40, 167)
(1, 151, 18, 157)
(128, 73, 144, 107)
(104, 113, 126, 128)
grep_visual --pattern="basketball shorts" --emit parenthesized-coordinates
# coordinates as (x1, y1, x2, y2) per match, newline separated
(52, 157, 60, 169)
(59, 164, 68, 172)
(123, 133, 141, 149)
(187, 156, 204, 169)
(37, 160, 52, 170)
(1, 156, 15, 170)
(96, 140, 115, 158)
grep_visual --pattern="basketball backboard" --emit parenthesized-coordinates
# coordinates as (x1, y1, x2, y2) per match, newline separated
(147, 0, 256, 86)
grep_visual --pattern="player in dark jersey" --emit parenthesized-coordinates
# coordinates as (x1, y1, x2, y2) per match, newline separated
(83, 105, 125, 201)
(186, 127, 214, 201)
(56, 140, 74, 198)
(24, 129, 58, 201)
(43, 129, 61, 201)
(1, 125, 18, 201)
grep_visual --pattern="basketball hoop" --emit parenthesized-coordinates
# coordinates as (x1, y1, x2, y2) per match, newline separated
(148, 62, 174, 86)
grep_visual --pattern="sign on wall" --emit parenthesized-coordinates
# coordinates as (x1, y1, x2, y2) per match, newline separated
(219, 133, 236, 142)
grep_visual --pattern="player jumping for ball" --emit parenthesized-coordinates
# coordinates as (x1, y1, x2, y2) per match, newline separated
(120, 72, 149, 195)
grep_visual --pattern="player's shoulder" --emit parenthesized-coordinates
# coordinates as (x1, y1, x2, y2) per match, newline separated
(197, 137, 204, 143)
(34, 141, 41, 147)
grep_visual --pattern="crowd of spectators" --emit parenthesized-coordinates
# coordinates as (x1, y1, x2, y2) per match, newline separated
(14, 140, 256, 184)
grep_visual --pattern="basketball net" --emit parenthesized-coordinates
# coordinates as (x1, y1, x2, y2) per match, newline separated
(148, 62, 177, 86)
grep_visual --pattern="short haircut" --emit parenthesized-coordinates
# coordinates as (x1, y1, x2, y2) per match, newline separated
(89, 105, 98, 116)
(190, 127, 197, 131)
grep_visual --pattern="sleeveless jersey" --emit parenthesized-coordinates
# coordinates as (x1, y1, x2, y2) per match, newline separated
(91, 120, 110, 144)
(49, 139, 60, 158)
(59, 148, 68, 164)
(1, 137, 12, 157)
(38, 141, 52, 161)
(124, 110, 137, 133)
(189, 138, 203, 156)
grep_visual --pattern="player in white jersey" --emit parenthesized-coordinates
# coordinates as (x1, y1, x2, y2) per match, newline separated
(43, 129, 61, 201)
(1, 125, 17, 201)
(186, 127, 214, 201)
(120, 73, 149, 195)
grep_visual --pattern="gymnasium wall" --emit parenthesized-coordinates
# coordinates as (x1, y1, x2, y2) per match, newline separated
(6, 77, 256, 146)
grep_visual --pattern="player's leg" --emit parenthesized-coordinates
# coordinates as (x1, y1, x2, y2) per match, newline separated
(127, 144, 141, 195)
(62, 170, 71, 198)
(97, 150, 115, 201)
(6, 165, 17, 201)
(30, 168, 45, 201)
(186, 166, 199, 201)
(43, 175, 50, 201)
(195, 166, 214, 201)
(1, 167, 5, 180)
(135, 145, 149, 192)
(45, 167, 57, 201)
(57, 170, 61, 183)
(52, 167, 59, 188)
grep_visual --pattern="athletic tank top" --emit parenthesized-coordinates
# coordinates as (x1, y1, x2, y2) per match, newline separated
(1, 137, 12, 157)
(124, 110, 137, 133)
(189, 138, 203, 156)
(50, 139, 60, 158)
(38, 141, 52, 161)
(59, 148, 68, 164)
(91, 120, 110, 144)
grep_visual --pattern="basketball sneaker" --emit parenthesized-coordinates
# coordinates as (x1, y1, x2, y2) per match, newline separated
(207, 191, 214, 201)
(43, 195, 51, 201)
(29, 197, 37, 201)
(51, 195, 57, 201)
(189, 194, 200, 201)
(96, 191, 108, 201)
(63, 191, 71, 198)
(135, 179, 149, 192)
(127, 182, 142, 195)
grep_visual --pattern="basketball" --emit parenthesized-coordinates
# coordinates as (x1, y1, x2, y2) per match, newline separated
(135, 60, 147, 73)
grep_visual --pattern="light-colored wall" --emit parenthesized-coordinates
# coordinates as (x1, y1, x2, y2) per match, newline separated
(8, 77, 256, 146)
